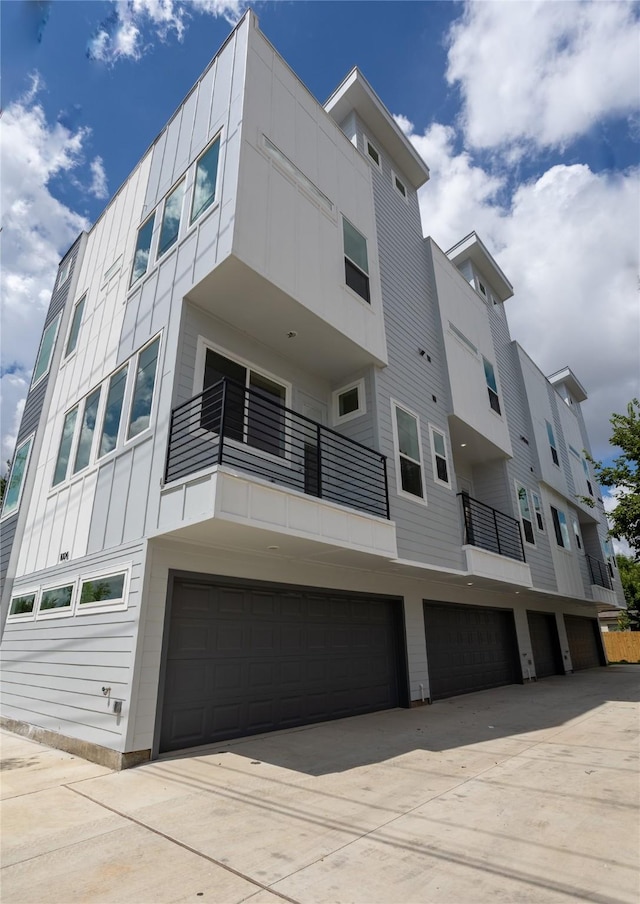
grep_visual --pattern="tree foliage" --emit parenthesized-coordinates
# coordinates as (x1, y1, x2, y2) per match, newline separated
(616, 555, 640, 631)
(591, 399, 640, 555)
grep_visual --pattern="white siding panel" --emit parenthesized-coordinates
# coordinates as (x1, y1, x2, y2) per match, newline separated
(173, 89, 197, 180)
(191, 60, 216, 159)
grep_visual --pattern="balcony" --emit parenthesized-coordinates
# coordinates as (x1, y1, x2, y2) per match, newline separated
(586, 554, 612, 590)
(458, 492, 532, 588)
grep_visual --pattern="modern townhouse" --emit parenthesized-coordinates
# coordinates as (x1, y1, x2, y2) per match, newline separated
(0, 11, 624, 768)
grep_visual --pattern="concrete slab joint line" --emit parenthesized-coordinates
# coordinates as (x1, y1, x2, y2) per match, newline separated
(1, 668, 638, 904)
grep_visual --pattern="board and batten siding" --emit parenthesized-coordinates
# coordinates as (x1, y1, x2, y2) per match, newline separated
(1, 543, 145, 752)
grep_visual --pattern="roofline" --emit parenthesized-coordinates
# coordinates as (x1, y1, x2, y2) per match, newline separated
(547, 366, 589, 402)
(446, 231, 514, 302)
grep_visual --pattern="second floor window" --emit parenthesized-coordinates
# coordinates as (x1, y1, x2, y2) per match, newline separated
(130, 215, 155, 287)
(393, 402, 425, 502)
(516, 483, 535, 545)
(343, 217, 370, 303)
(550, 506, 570, 549)
(157, 179, 185, 258)
(483, 357, 501, 414)
(191, 136, 221, 224)
(546, 420, 560, 466)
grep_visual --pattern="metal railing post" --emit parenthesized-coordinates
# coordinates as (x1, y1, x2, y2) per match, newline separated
(316, 423, 323, 499)
(383, 456, 390, 520)
(164, 408, 175, 483)
(217, 379, 227, 465)
(494, 508, 501, 556)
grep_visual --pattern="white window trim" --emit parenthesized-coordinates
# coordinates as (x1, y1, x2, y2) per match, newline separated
(1, 433, 35, 521)
(332, 379, 366, 426)
(156, 177, 186, 263)
(71, 385, 104, 477)
(391, 170, 408, 202)
(56, 258, 72, 289)
(550, 505, 572, 553)
(391, 399, 427, 506)
(76, 565, 131, 615)
(515, 481, 536, 547)
(95, 362, 130, 463)
(428, 424, 451, 489)
(342, 215, 372, 306)
(123, 333, 163, 448)
(190, 131, 223, 226)
(31, 313, 62, 390)
(532, 491, 545, 533)
(36, 579, 77, 620)
(364, 135, 381, 169)
(6, 587, 40, 623)
(63, 294, 87, 362)
(129, 211, 156, 289)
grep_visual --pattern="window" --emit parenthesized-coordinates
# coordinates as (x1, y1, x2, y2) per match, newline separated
(202, 347, 288, 457)
(582, 457, 593, 495)
(572, 516, 582, 551)
(56, 257, 72, 288)
(53, 406, 79, 486)
(392, 171, 407, 200)
(73, 387, 101, 474)
(98, 365, 128, 458)
(130, 214, 155, 287)
(550, 506, 571, 549)
(365, 138, 381, 168)
(157, 179, 185, 258)
(532, 492, 545, 532)
(127, 337, 160, 440)
(429, 425, 451, 487)
(32, 314, 62, 387)
(546, 420, 560, 466)
(392, 402, 425, 502)
(191, 136, 221, 223)
(65, 295, 86, 358)
(79, 571, 127, 612)
(483, 357, 501, 414)
(1, 435, 33, 518)
(477, 280, 487, 297)
(8, 592, 37, 619)
(38, 583, 74, 617)
(343, 217, 370, 303)
(333, 379, 366, 425)
(516, 483, 535, 545)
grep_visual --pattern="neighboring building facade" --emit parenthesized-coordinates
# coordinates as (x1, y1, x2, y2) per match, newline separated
(0, 12, 625, 767)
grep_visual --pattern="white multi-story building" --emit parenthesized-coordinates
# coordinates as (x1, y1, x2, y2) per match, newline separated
(0, 12, 624, 768)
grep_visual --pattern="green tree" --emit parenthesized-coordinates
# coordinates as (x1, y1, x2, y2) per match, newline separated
(0, 459, 11, 507)
(590, 399, 640, 555)
(616, 555, 640, 631)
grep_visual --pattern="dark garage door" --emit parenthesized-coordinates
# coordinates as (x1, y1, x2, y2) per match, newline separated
(160, 577, 406, 752)
(564, 615, 604, 671)
(423, 602, 521, 700)
(527, 611, 563, 678)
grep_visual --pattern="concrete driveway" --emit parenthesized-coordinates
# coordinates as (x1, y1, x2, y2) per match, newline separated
(2, 665, 639, 904)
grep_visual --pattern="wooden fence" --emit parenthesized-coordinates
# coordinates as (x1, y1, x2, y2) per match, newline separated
(603, 632, 640, 663)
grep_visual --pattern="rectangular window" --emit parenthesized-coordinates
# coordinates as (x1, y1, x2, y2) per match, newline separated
(572, 516, 582, 550)
(483, 357, 501, 414)
(64, 295, 86, 358)
(532, 492, 544, 532)
(191, 136, 221, 223)
(157, 179, 185, 258)
(1, 435, 33, 518)
(98, 365, 128, 458)
(32, 314, 61, 387)
(53, 406, 79, 486)
(56, 257, 72, 288)
(130, 214, 154, 287)
(8, 592, 37, 619)
(516, 483, 535, 545)
(550, 506, 570, 549)
(343, 217, 370, 303)
(333, 379, 366, 425)
(365, 138, 381, 168)
(127, 338, 160, 440)
(38, 583, 74, 616)
(392, 171, 407, 199)
(79, 571, 127, 611)
(429, 425, 450, 487)
(73, 387, 101, 474)
(581, 457, 594, 495)
(546, 420, 560, 466)
(393, 402, 425, 501)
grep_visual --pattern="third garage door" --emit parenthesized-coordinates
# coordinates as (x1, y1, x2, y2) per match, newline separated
(564, 615, 604, 671)
(423, 602, 521, 700)
(160, 577, 406, 753)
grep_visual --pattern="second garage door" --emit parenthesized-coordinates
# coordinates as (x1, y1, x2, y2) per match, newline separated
(423, 602, 521, 700)
(160, 577, 406, 752)
(527, 611, 564, 678)
(564, 615, 604, 671)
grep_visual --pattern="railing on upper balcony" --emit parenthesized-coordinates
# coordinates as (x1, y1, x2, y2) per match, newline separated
(165, 377, 390, 520)
(586, 553, 613, 590)
(458, 492, 526, 563)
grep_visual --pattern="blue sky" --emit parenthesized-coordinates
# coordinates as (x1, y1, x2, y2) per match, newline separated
(1, 1, 639, 495)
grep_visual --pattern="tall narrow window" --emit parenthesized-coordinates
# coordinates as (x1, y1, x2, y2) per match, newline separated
(516, 483, 535, 545)
(65, 295, 86, 358)
(1, 435, 33, 517)
(130, 215, 154, 287)
(157, 179, 185, 258)
(546, 420, 560, 466)
(56, 258, 72, 288)
(550, 506, 570, 549)
(32, 314, 61, 387)
(571, 516, 582, 550)
(429, 425, 450, 487)
(127, 338, 160, 440)
(582, 457, 593, 495)
(343, 217, 370, 303)
(365, 138, 380, 168)
(98, 365, 128, 458)
(392, 171, 407, 200)
(393, 403, 425, 501)
(191, 136, 221, 223)
(73, 387, 101, 474)
(483, 357, 501, 414)
(532, 492, 545, 532)
(53, 406, 79, 486)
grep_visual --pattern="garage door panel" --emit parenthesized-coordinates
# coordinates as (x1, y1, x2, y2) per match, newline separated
(564, 615, 603, 671)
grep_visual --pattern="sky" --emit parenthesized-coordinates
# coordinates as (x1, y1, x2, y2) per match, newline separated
(1, 1, 639, 500)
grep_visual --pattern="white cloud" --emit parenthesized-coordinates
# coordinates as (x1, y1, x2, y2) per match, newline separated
(89, 156, 109, 200)
(88, 0, 246, 63)
(447, 0, 640, 151)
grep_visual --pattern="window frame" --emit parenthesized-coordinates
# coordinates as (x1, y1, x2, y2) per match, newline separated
(52, 404, 80, 487)
(125, 335, 162, 445)
(515, 481, 535, 546)
(364, 136, 381, 169)
(391, 170, 408, 202)
(130, 212, 155, 288)
(190, 133, 222, 226)
(56, 257, 72, 289)
(76, 567, 130, 615)
(97, 364, 130, 461)
(546, 420, 560, 467)
(64, 294, 87, 360)
(482, 356, 501, 415)
(36, 580, 76, 620)
(72, 385, 103, 475)
(31, 313, 62, 389)
(550, 505, 571, 550)
(6, 587, 39, 623)
(156, 177, 186, 261)
(342, 216, 371, 304)
(532, 491, 545, 533)
(571, 515, 583, 551)
(391, 399, 427, 505)
(332, 379, 366, 426)
(1, 434, 34, 520)
(428, 424, 451, 489)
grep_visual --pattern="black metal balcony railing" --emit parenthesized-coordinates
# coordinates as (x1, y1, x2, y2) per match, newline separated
(165, 378, 390, 519)
(586, 554, 613, 590)
(458, 492, 526, 563)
